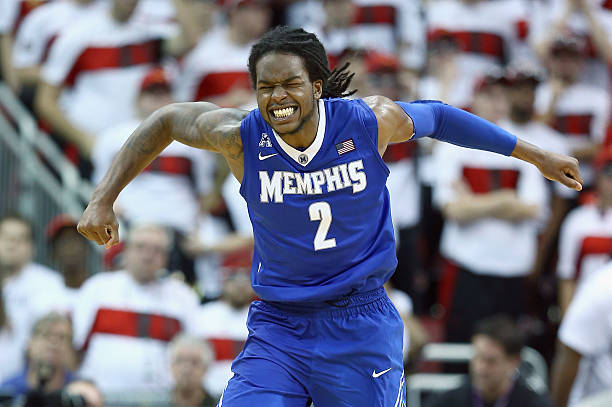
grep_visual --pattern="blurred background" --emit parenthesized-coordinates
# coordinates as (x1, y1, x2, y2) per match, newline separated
(1, 0, 612, 406)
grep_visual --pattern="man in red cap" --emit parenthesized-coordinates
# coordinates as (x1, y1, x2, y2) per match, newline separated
(92, 67, 215, 281)
(535, 35, 611, 189)
(46, 214, 90, 312)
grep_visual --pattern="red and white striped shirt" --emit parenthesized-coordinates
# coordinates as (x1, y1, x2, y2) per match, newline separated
(41, 8, 172, 135)
(73, 270, 199, 393)
(557, 204, 612, 283)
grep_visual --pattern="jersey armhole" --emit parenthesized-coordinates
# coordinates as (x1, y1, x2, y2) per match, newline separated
(354, 99, 390, 176)
(238, 113, 252, 199)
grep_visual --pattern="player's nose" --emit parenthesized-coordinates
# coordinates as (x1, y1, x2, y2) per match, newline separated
(270, 85, 288, 102)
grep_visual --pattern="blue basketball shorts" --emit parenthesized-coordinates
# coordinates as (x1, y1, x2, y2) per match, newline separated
(218, 287, 406, 407)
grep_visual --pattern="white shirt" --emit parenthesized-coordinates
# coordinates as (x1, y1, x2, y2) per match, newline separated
(530, 0, 612, 87)
(559, 265, 612, 406)
(12, 0, 102, 68)
(1, 263, 65, 377)
(426, 0, 532, 83)
(41, 8, 170, 135)
(92, 118, 215, 234)
(73, 270, 199, 394)
(535, 81, 611, 185)
(500, 118, 576, 198)
(192, 300, 249, 398)
(175, 27, 254, 103)
(300, 0, 426, 69)
(352, 0, 427, 69)
(557, 205, 612, 283)
(435, 144, 548, 276)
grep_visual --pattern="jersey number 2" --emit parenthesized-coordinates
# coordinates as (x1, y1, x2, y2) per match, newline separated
(309, 201, 337, 251)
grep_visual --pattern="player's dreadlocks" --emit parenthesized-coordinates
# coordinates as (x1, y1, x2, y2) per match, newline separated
(248, 26, 357, 99)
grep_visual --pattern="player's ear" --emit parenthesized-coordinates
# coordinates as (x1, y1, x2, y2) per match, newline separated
(313, 80, 323, 100)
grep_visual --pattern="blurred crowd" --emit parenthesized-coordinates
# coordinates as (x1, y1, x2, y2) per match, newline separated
(1, 0, 612, 406)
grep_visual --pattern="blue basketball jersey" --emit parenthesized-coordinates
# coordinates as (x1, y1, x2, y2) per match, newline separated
(239, 98, 397, 302)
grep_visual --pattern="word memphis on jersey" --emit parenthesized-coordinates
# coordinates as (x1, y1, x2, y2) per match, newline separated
(259, 159, 367, 203)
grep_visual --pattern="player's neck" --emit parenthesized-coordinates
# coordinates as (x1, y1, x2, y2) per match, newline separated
(277, 105, 320, 149)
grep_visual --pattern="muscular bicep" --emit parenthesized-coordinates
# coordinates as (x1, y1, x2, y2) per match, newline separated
(163, 102, 247, 156)
(363, 95, 415, 156)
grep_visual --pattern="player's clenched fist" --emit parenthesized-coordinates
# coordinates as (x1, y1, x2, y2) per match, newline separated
(537, 152, 583, 191)
(77, 202, 119, 249)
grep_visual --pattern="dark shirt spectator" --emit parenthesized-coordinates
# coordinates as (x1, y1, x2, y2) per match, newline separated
(426, 316, 554, 407)
(0, 312, 76, 398)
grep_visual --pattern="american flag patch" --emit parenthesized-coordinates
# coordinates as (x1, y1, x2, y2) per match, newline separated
(336, 139, 355, 155)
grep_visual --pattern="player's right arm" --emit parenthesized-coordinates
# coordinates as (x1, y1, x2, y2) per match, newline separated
(77, 102, 248, 247)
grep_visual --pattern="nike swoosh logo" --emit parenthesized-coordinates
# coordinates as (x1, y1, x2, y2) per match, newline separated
(258, 153, 278, 161)
(372, 368, 392, 378)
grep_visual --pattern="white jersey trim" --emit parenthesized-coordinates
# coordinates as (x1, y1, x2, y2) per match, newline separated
(272, 99, 326, 167)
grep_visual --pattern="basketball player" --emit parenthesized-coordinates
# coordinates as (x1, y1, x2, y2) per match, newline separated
(77, 26, 582, 406)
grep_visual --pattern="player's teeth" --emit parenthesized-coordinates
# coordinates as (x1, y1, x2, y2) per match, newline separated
(273, 107, 295, 118)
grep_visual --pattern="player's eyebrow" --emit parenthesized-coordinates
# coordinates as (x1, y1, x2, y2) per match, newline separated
(258, 76, 303, 85)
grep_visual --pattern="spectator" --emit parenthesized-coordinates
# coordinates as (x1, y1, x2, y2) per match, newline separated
(535, 35, 610, 188)
(0, 0, 48, 93)
(426, 316, 554, 407)
(92, 67, 215, 280)
(168, 335, 217, 407)
(12, 0, 101, 92)
(0, 312, 75, 399)
(556, 151, 612, 314)
(46, 214, 91, 313)
(530, 0, 612, 87)
(307, 0, 356, 65)
(426, 0, 532, 90)
(551, 262, 612, 407)
(363, 52, 422, 297)
(192, 271, 253, 398)
(182, 213, 253, 300)
(434, 74, 548, 343)
(175, 0, 272, 106)
(498, 65, 574, 280)
(0, 214, 65, 380)
(352, 0, 426, 72)
(35, 0, 196, 162)
(72, 224, 199, 395)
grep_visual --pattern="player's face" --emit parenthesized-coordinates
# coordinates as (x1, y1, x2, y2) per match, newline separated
(470, 335, 519, 400)
(255, 53, 323, 137)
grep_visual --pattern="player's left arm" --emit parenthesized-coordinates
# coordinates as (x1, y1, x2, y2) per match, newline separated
(366, 96, 583, 191)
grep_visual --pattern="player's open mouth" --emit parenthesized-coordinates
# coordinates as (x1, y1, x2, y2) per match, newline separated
(270, 106, 298, 122)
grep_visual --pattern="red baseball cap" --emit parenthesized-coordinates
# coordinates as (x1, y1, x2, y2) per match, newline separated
(46, 214, 78, 241)
(365, 52, 399, 73)
(140, 67, 171, 93)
